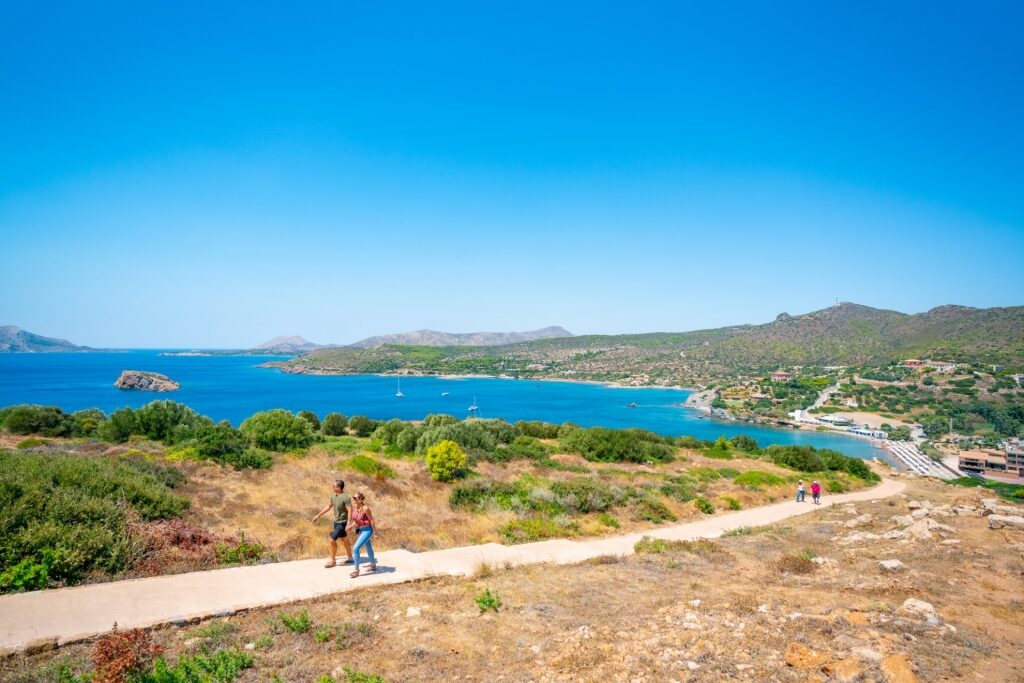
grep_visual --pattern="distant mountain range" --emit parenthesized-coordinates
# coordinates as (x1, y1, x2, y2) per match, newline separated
(350, 326, 574, 348)
(273, 303, 1024, 383)
(0, 326, 92, 353)
(255, 335, 324, 353)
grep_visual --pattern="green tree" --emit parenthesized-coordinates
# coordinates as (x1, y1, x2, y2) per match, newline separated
(321, 413, 348, 436)
(425, 439, 467, 482)
(240, 410, 315, 451)
(98, 407, 139, 443)
(196, 421, 250, 464)
(347, 415, 377, 437)
(70, 408, 106, 437)
(298, 411, 321, 431)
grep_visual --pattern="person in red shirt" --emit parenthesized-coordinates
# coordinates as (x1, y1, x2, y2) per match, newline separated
(810, 480, 822, 505)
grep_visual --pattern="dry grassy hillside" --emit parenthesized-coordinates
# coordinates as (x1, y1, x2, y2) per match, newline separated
(6, 474, 1022, 682)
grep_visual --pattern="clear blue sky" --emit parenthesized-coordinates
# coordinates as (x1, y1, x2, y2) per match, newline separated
(1, 1, 1022, 348)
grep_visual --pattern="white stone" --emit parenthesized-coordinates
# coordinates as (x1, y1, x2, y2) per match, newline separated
(890, 515, 914, 526)
(879, 559, 905, 572)
(688, 599, 701, 607)
(940, 539, 961, 546)
(406, 607, 422, 617)
(244, 642, 256, 651)
(852, 647, 883, 664)
(898, 598, 940, 625)
(911, 508, 930, 519)
(988, 515, 1024, 530)
(881, 530, 906, 540)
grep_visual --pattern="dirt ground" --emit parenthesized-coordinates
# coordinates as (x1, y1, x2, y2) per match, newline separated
(7, 475, 1022, 682)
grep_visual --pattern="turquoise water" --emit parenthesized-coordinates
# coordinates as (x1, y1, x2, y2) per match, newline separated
(0, 352, 882, 459)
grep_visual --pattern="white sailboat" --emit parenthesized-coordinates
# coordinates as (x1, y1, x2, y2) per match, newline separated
(395, 377, 404, 398)
(468, 395, 479, 412)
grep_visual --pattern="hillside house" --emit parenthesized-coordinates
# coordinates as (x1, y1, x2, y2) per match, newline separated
(770, 370, 792, 383)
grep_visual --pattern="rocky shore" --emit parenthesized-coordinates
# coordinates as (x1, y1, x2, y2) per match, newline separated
(114, 370, 180, 392)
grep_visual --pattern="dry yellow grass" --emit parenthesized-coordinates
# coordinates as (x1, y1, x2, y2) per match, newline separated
(9, 476, 1022, 682)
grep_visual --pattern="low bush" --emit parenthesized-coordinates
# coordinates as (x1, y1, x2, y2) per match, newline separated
(135, 648, 254, 682)
(425, 439, 467, 482)
(450, 479, 533, 513)
(946, 476, 1024, 500)
(636, 537, 720, 556)
(474, 588, 502, 613)
(776, 554, 815, 574)
(632, 496, 677, 523)
(16, 437, 48, 449)
(721, 496, 741, 510)
(344, 455, 397, 479)
(560, 426, 674, 464)
(500, 516, 576, 543)
(733, 470, 786, 489)
(240, 409, 315, 451)
(694, 496, 715, 514)
(347, 416, 378, 437)
(0, 451, 189, 593)
(278, 608, 313, 633)
(322, 413, 348, 436)
(215, 533, 265, 565)
(549, 478, 628, 514)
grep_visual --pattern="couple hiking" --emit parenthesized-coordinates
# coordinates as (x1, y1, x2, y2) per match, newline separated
(795, 479, 821, 504)
(311, 480, 378, 578)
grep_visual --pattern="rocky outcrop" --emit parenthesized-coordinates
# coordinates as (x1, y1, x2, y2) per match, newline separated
(114, 370, 180, 392)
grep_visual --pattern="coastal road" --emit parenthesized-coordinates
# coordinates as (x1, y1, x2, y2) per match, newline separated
(0, 479, 905, 655)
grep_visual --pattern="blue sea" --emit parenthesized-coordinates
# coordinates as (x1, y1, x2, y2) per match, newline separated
(0, 351, 882, 459)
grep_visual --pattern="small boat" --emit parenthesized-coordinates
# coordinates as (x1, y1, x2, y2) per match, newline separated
(395, 378, 404, 398)
(441, 391, 449, 397)
(468, 395, 479, 412)
(627, 402, 638, 408)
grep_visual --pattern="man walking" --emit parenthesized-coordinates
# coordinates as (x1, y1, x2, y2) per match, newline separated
(312, 479, 354, 568)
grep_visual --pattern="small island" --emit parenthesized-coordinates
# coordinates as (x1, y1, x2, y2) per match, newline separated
(114, 370, 180, 392)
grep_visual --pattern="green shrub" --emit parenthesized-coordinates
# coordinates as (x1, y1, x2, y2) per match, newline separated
(716, 467, 741, 478)
(721, 496, 741, 510)
(343, 455, 397, 479)
(347, 416, 378, 437)
(733, 470, 786, 489)
(215, 533, 264, 565)
(342, 668, 387, 683)
(549, 478, 626, 513)
(2, 404, 72, 436)
(240, 410, 315, 451)
(659, 477, 694, 502)
(597, 512, 620, 528)
(474, 588, 502, 613)
(16, 437, 47, 449)
(98, 407, 139, 442)
(945, 476, 1024, 501)
(633, 496, 676, 523)
(514, 420, 560, 439)
(634, 536, 688, 554)
(500, 516, 575, 543)
(450, 479, 533, 512)
(134, 648, 254, 682)
(694, 496, 715, 514)
(425, 439, 467, 482)
(0, 451, 188, 593)
(298, 411, 321, 431)
(278, 609, 313, 633)
(560, 426, 674, 464)
(322, 413, 348, 436)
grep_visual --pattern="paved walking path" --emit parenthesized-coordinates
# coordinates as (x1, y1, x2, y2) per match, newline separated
(0, 479, 905, 654)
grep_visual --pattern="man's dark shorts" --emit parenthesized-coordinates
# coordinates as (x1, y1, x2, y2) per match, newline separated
(330, 521, 348, 540)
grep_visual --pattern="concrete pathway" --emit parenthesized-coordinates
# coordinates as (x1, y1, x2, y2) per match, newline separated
(0, 479, 905, 654)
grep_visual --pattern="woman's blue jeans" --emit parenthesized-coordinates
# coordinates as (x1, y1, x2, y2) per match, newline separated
(352, 527, 375, 569)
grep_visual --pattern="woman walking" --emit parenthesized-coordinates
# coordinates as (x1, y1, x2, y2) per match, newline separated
(811, 480, 822, 505)
(347, 492, 378, 578)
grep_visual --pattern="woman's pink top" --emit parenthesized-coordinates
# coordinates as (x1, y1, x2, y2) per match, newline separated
(351, 507, 370, 528)
(811, 483, 821, 494)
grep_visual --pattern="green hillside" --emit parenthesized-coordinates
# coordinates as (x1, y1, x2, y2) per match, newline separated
(274, 303, 1024, 384)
